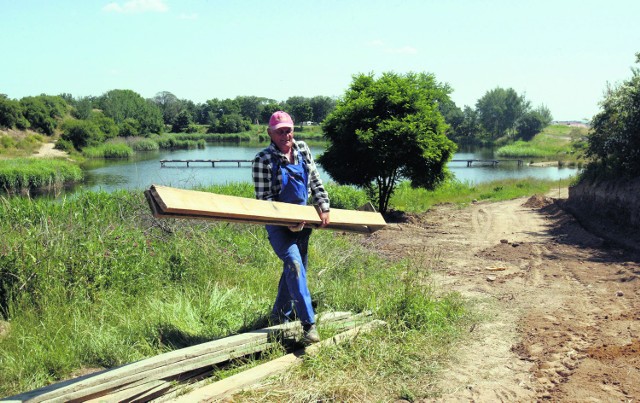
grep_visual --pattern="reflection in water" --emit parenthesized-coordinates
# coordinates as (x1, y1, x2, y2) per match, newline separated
(70, 143, 581, 194)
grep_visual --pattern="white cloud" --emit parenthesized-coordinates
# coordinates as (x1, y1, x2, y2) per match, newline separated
(103, 0, 168, 14)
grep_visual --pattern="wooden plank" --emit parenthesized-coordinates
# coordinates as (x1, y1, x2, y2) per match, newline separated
(146, 185, 387, 234)
(171, 320, 386, 402)
(5, 312, 355, 402)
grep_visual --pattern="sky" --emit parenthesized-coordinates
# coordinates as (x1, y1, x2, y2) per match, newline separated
(1, 0, 639, 121)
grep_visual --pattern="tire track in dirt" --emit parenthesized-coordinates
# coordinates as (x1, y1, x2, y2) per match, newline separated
(371, 194, 640, 402)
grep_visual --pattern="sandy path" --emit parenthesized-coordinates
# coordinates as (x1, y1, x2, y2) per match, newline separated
(33, 142, 68, 158)
(370, 192, 640, 401)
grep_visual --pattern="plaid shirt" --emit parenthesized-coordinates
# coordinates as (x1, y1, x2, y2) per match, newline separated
(252, 141, 330, 212)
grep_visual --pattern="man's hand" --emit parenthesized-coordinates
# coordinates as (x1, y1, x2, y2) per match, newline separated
(319, 211, 330, 227)
(289, 221, 306, 232)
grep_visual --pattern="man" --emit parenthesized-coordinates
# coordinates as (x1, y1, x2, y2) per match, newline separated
(252, 111, 330, 343)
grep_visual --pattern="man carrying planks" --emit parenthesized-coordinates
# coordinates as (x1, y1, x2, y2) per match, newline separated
(252, 111, 330, 344)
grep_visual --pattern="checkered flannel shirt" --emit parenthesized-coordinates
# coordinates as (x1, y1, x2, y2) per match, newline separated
(252, 141, 330, 212)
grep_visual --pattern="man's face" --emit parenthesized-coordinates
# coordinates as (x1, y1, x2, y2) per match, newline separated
(268, 126, 294, 153)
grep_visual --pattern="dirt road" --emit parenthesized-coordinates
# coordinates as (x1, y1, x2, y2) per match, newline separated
(370, 192, 640, 402)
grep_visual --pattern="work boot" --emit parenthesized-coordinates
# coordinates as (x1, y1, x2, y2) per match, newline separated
(302, 323, 320, 344)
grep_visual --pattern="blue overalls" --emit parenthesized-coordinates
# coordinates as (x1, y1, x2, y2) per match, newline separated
(265, 152, 316, 325)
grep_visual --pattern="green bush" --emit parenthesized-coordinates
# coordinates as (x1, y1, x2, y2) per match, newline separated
(586, 55, 640, 178)
(61, 119, 104, 150)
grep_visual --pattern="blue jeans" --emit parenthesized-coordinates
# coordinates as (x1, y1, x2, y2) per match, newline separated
(266, 225, 315, 325)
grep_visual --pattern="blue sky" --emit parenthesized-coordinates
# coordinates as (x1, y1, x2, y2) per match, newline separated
(1, 0, 639, 121)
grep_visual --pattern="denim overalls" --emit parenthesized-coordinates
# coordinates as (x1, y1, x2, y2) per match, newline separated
(265, 151, 316, 325)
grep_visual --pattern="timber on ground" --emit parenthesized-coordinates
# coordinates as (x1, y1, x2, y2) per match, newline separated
(4, 312, 377, 402)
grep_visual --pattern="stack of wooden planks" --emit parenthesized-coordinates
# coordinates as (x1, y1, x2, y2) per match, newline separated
(4, 312, 381, 402)
(144, 185, 387, 234)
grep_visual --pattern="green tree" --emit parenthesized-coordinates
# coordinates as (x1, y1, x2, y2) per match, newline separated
(319, 72, 457, 213)
(73, 96, 95, 120)
(236, 96, 264, 124)
(587, 53, 640, 178)
(259, 101, 283, 123)
(516, 106, 553, 141)
(285, 96, 313, 125)
(61, 120, 103, 149)
(456, 106, 481, 141)
(171, 109, 193, 133)
(152, 91, 180, 125)
(99, 89, 163, 135)
(20, 96, 57, 135)
(476, 87, 530, 140)
(0, 95, 29, 129)
(309, 96, 336, 123)
(89, 113, 119, 139)
(207, 113, 250, 133)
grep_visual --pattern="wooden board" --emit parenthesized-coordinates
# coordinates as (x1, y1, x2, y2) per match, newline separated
(145, 185, 387, 234)
(4, 312, 360, 403)
(172, 320, 386, 402)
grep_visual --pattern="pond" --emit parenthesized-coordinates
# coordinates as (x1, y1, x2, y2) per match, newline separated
(73, 143, 580, 193)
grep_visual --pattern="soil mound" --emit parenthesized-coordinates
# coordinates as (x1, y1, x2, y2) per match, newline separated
(522, 194, 553, 208)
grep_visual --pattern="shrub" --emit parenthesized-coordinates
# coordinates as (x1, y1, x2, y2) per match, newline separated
(586, 54, 640, 178)
(61, 119, 103, 150)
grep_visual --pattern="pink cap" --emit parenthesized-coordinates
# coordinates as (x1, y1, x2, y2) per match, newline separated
(269, 111, 294, 130)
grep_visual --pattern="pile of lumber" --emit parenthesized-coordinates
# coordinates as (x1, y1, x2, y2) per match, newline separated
(144, 185, 387, 234)
(4, 312, 383, 402)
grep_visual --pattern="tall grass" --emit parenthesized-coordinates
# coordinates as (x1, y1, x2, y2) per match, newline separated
(82, 143, 134, 158)
(0, 186, 467, 397)
(0, 132, 44, 156)
(0, 158, 83, 193)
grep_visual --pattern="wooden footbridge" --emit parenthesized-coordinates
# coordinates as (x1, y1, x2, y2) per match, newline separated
(160, 159, 524, 168)
(451, 159, 524, 167)
(160, 159, 252, 167)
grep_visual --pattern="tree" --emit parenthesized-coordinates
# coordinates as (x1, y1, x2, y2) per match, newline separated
(20, 96, 58, 135)
(309, 96, 336, 123)
(516, 105, 553, 141)
(586, 53, 640, 178)
(236, 96, 263, 124)
(285, 96, 312, 125)
(0, 96, 29, 129)
(152, 91, 180, 125)
(172, 109, 193, 133)
(99, 89, 163, 135)
(319, 72, 457, 213)
(259, 101, 283, 123)
(475, 87, 529, 140)
(73, 96, 95, 120)
(61, 120, 103, 149)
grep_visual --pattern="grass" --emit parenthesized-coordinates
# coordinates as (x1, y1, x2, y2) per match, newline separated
(0, 184, 470, 399)
(0, 131, 45, 157)
(390, 177, 574, 213)
(496, 124, 589, 162)
(82, 142, 134, 158)
(0, 176, 567, 400)
(0, 158, 83, 193)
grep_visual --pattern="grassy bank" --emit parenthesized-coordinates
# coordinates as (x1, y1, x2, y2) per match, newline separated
(0, 158, 83, 193)
(0, 183, 468, 399)
(496, 124, 588, 164)
(390, 177, 574, 213)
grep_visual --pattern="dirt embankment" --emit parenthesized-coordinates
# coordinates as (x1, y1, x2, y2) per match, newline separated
(369, 191, 640, 402)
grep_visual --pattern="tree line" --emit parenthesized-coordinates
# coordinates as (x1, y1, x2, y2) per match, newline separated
(1, 85, 554, 149)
